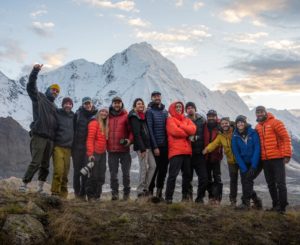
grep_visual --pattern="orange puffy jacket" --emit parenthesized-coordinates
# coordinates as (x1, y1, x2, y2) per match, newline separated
(166, 102, 197, 159)
(86, 119, 107, 157)
(255, 112, 292, 160)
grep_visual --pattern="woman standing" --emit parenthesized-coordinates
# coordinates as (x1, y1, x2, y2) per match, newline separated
(128, 98, 156, 198)
(85, 107, 109, 201)
(231, 115, 262, 210)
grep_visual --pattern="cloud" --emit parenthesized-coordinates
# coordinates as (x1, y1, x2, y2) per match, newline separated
(156, 44, 197, 58)
(218, 0, 300, 25)
(115, 15, 150, 27)
(175, 0, 184, 7)
(218, 49, 300, 92)
(30, 9, 48, 18)
(136, 25, 211, 42)
(0, 39, 27, 63)
(225, 32, 268, 44)
(264, 40, 300, 53)
(40, 48, 68, 69)
(31, 21, 55, 37)
(193, 1, 204, 11)
(76, 0, 138, 12)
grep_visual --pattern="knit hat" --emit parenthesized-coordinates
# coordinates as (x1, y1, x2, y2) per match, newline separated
(235, 115, 247, 124)
(99, 106, 109, 113)
(112, 96, 122, 103)
(151, 91, 161, 97)
(62, 97, 73, 107)
(82, 96, 92, 105)
(49, 84, 60, 93)
(255, 105, 267, 113)
(207, 109, 217, 116)
(185, 102, 197, 111)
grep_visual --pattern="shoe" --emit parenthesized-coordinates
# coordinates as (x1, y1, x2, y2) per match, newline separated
(265, 205, 280, 212)
(230, 200, 237, 207)
(19, 183, 28, 193)
(165, 199, 172, 205)
(123, 194, 130, 201)
(195, 197, 204, 204)
(37, 181, 45, 193)
(252, 197, 263, 210)
(156, 188, 163, 198)
(111, 193, 119, 201)
(236, 202, 250, 211)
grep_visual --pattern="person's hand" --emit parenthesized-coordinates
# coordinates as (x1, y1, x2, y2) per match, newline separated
(33, 64, 43, 71)
(88, 155, 95, 162)
(202, 148, 208, 155)
(189, 136, 195, 142)
(154, 148, 160, 156)
(124, 139, 131, 147)
(283, 157, 291, 164)
(140, 151, 146, 159)
(246, 167, 256, 178)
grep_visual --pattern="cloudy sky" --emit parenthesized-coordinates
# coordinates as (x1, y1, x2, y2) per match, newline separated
(1, 0, 300, 110)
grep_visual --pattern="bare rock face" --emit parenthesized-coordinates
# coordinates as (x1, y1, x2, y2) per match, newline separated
(0, 117, 31, 178)
(2, 214, 47, 244)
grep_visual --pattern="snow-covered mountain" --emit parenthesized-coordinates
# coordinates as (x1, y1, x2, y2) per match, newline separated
(0, 42, 298, 136)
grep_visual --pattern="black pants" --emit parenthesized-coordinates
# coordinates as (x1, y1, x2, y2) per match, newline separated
(263, 158, 288, 210)
(23, 135, 54, 183)
(108, 152, 131, 195)
(149, 147, 169, 192)
(165, 155, 191, 201)
(189, 153, 208, 199)
(72, 148, 88, 197)
(85, 153, 107, 199)
(206, 160, 222, 200)
(228, 164, 239, 202)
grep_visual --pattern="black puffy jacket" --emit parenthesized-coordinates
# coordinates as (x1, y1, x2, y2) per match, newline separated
(188, 113, 206, 154)
(27, 68, 57, 140)
(55, 109, 74, 148)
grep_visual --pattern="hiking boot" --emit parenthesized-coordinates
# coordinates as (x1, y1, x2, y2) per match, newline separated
(111, 193, 119, 201)
(195, 197, 204, 204)
(37, 181, 48, 195)
(265, 205, 280, 212)
(181, 194, 190, 202)
(156, 188, 163, 198)
(165, 199, 172, 205)
(236, 201, 250, 211)
(252, 197, 263, 210)
(123, 194, 130, 201)
(230, 200, 237, 207)
(19, 183, 28, 193)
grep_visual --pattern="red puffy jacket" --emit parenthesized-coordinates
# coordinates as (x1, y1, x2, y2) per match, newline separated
(86, 120, 107, 157)
(166, 102, 196, 159)
(255, 112, 292, 160)
(107, 109, 133, 152)
(204, 122, 223, 162)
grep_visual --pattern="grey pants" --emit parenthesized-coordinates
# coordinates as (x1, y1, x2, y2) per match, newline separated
(23, 134, 54, 183)
(108, 152, 131, 195)
(137, 150, 156, 194)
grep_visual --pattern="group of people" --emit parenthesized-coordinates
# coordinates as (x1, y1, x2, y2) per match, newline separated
(19, 64, 292, 214)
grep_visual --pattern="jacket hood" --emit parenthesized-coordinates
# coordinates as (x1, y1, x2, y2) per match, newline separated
(233, 124, 255, 137)
(168, 101, 184, 118)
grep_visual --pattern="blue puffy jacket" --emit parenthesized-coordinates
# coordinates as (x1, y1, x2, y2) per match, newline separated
(231, 125, 261, 173)
(146, 102, 168, 148)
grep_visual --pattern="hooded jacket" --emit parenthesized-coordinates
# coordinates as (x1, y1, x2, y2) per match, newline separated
(27, 68, 57, 140)
(146, 102, 168, 148)
(107, 105, 133, 153)
(73, 106, 98, 150)
(55, 108, 74, 148)
(206, 127, 236, 164)
(128, 110, 151, 152)
(86, 119, 107, 156)
(231, 125, 261, 173)
(255, 112, 292, 160)
(166, 102, 196, 159)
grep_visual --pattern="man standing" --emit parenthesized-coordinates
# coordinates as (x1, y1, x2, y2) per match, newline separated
(51, 97, 74, 198)
(107, 96, 133, 201)
(204, 110, 223, 204)
(203, 117, 239, 206)
(72, 97, 98, 199)
(146, 91, 169, 199)
(185, 102, 207, 203)
(255, 106, 292, 213)
(19, 64, 60, 193)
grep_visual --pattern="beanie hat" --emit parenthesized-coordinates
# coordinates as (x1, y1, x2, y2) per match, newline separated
(112, 96, 122, 103)
(255, 105, 267, 113)
(207, 109, 217, 116)
(49, 84, 60, 93)
(99, 106, 109, 113)
(62, 97, 73, 107)
(235, 115, 247, 124)
(151, 91, 161, 97)
(185, 102, 197, 112)
(82, 96, 92, 105)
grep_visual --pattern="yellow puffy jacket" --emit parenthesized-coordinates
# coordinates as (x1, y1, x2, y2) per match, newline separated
(206, 128, 236, 164)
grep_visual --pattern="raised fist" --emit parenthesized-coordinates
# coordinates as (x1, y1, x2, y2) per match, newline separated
(33, 64, 43, 71)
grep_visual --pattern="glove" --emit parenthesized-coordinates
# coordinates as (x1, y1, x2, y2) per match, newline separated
(283, 157, 290, 164)
(188, 136, 195, 142)
(246, 167, 256, 178)
(88, 155, 95, 162)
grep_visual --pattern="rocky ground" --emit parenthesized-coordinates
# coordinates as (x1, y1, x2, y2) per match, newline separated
(0, 179, 300, 245)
